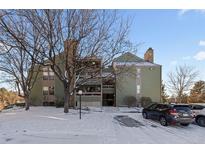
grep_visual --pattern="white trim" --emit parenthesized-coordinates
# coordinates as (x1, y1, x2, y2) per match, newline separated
(137, 85, 141, 94)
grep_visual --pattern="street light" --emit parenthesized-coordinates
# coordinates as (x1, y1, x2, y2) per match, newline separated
(78, 90, 83, 119)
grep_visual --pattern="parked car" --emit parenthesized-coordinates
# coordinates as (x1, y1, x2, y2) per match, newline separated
(142, 103, 194, 126)
(194, 108, 205, 127)
(188, 104, 205, 117)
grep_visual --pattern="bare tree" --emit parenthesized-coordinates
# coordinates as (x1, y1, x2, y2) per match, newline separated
(0, 10, 42, 110)
(167, 65, 198, 103)
(30, 10, 133, 113)
(0, 10, 134, 113)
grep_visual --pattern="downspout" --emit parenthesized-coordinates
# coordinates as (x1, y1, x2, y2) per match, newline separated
(160, 65, 162, 103)
(101, 60, 103, 107)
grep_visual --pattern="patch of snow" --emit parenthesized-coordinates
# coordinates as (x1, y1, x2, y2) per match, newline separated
(0, 106, 204, 143)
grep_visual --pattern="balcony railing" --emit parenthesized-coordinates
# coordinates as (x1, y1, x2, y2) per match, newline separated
(103, 85, 114, 88)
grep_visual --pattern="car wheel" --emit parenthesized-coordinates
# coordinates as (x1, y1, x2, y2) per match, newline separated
(142, 112, 148, 119)
(196, 117, 205, 127)
(159, 116, 168, 126)
(180, 123, 190, 126)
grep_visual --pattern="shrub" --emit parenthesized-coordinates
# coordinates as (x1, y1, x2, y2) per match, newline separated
(55, 101, 64, 108)
(15, 102, 25, 107)
(140, 97, 152, 108)
(124, 96, 137, 107)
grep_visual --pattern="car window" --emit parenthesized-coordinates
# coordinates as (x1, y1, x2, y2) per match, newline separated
(161, 105, 169, 110)
(173, 106, 191, 112)
(148, 104, 158, 110)
(155, 104, 169, 110)
(155, 104, 163, 110)
(193, 105, 205, 110)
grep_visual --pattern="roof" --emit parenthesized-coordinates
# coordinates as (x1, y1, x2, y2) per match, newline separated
(113, 52, 145, 63)
(113, 52, 161, 66)
(102, 66, 113, 73)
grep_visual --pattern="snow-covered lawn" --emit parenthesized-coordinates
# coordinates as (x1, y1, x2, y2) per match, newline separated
(0, 106, 204, 144)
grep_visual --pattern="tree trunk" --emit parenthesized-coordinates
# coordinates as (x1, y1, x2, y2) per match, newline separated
(64, 90, 70, 113)
(24, 95, 30, 111)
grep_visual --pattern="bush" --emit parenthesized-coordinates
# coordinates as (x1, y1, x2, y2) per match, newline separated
(140, 97, 152, 108)
(15, 102, 25, 107)
(124, 96, 137, 107)
(55, 101, 64, 108)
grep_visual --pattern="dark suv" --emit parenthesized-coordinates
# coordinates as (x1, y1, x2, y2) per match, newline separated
(142, 103, 194, 126)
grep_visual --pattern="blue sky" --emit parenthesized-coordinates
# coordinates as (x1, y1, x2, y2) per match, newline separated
(1, 9, 205, 89)
(124, 9, 205, 82)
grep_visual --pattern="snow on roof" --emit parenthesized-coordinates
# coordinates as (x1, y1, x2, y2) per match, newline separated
(113, 52, 161, 66)
(113, 61, 161, 67)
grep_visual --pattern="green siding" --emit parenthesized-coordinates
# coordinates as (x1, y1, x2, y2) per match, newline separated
(115, 65, 161, 106)
(30, 51, 162, 107)
(141, 66, 161, 103)
(113, 52, 144, 62)
(30, 71, 43, 106)
(54, 75, 65, 103)
(116, 66, 137, 106)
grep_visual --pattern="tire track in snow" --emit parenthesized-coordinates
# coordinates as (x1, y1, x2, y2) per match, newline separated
(141, 118, 198, 143)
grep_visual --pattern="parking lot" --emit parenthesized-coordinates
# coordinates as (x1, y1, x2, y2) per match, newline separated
(0, 107, 204, 144)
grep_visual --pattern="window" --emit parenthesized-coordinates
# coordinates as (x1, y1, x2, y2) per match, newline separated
(137, 85, 140, 94)
(49, 72, 54, 80)
(49, 71, 54, 76)
(79, 85, 101, 95)
(49, 86, 54, 95)
(148, 104, 158, 110)
(85, 86, 101, 92)
(48, 67, 53, 71)
(43, 86, 49, 95)
(156, 104, 169, 110)
(42, 67, 48, 71)
(193, 105, 205, 110)
(43, 67, 54, 80)
(49, 76, 54, 80)
(43, 68, 49, 80)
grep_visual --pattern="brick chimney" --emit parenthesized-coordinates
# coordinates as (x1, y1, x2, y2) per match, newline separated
(64, 39, 78, 64)
(144, 47, 154, 63)
(64, 39, 78, 108)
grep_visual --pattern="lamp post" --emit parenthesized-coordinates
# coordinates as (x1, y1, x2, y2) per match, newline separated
(78, 90, 83, 119)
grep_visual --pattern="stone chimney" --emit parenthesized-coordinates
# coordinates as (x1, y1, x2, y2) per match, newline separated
(144, 47, 154, 63)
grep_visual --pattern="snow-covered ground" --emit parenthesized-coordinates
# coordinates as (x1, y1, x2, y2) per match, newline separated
(0, 106, 204, 144)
